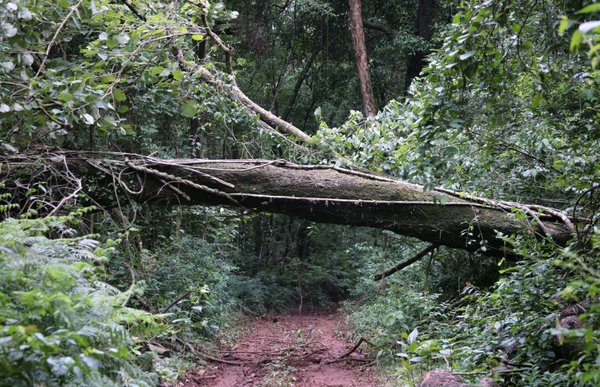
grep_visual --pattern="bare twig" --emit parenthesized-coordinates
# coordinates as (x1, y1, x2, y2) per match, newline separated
(176, 338, 245, 366)
(125, 160, 241, 206)
(119, 0, 147, 21)
(327, 337, 378, 364)
(162, 291, 192, 313)
(188, 1, 233, 73)
(35, 0, 85, 77)
(47, 156, 82, 216)
(434, 187, 574, 236)
(202, 13, 233, 73)
(529, 204, 575, 233)
(373, 244, 437, 280)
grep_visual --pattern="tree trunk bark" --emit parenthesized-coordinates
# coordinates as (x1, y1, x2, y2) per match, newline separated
(405, 0, 437, 91)
(348, 0, 377, 117)
(2, 152, 574, 257)
(283, 49, 320, 121)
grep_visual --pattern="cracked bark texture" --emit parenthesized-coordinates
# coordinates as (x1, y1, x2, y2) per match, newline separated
(2, 153, 573, 257)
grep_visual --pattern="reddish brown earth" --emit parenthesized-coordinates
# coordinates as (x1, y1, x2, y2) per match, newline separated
(179, 308, 380, 386)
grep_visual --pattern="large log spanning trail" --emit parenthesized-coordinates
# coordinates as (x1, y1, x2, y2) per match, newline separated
(1, 151, 574, 256)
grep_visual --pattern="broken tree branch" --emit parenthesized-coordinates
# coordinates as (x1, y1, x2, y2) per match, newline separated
(327, 337, 378, 364)
(175, 48, 312, 142)
(373, 244, 437, 280)
(176, 338, 245, 366)
(162, 290, 192, 313)
(199, 6, 233, 73)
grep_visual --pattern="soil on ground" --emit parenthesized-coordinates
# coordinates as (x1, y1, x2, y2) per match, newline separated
(179, 307, 380, 386)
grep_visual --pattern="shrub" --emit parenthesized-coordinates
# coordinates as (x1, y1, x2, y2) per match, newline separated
(0, 217, 163, 386)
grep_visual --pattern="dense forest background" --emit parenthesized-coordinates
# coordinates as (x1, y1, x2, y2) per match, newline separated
(0, 0, 598, 385)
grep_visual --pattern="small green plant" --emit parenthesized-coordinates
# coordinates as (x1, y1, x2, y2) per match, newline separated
(395, 328, 454, 386)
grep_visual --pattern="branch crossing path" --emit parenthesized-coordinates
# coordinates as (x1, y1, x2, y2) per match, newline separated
(181, 308, 381, 386)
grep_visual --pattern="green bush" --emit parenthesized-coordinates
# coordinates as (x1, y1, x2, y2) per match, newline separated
(0, 217, 164, 386)
(392, 233, 599, 386)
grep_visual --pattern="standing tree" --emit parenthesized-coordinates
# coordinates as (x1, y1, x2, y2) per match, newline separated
(348, 0, 377, 117)
(404, 0, 438, 90)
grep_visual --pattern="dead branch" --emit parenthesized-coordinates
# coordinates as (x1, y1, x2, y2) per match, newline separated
(373, 244, 437, 280)
(327, 337, 378, 364)
(176, 338, 245, 366)
(125, 160, 241, 206)
(434, 187, 574, 235)
(162, 290, 192, 313)
(47, 156, 82, 216)
(175, 47, 312, 142)
(199, 5, 233, 73)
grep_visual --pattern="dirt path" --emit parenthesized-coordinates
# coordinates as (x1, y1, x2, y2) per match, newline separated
(180, 308, 380, 386)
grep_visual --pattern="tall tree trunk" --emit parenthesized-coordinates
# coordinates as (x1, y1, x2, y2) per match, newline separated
(348, 0, 377, 117)
(2, 152, 574, 257)
(405, 0, 437, 91)
(283, 49, 320, 121)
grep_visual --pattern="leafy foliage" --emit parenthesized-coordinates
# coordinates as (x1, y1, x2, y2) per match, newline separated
(317, 0, 599, 204)
(1, 1, 598, 386)
(315, 1, 600, 385)
(136, 235, 237, 336)
(562, 3, 600, 68)
(0, 216, 163, 386)
(0, 0, 279, 158)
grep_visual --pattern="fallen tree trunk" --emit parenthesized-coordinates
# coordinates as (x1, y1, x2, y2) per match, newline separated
(1, 151, 574, 256)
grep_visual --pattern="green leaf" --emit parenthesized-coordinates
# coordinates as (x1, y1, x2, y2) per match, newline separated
(459, 51, 475, 60)
(558, 16, 570, 36)
(530, 92, 543, 108)
(443, 146, 458, 157)
(113, 88, 126, 102)
(172, 70, 184, 81)
(579, 21, 600, 34)
(101, 75, 116, 83)
(58, 92, 72, 103)
(180, 101, 198, 118)
(149, 66, 165, 76)
(82, 113, 95, 125)
(576, 4, 600, 14)
(408, 328, 419, 344)
(570, 29, 583, 50)
(192, 34, 204, 41)
(102, 115, 117, 127)
(106, 38, 119, 49)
